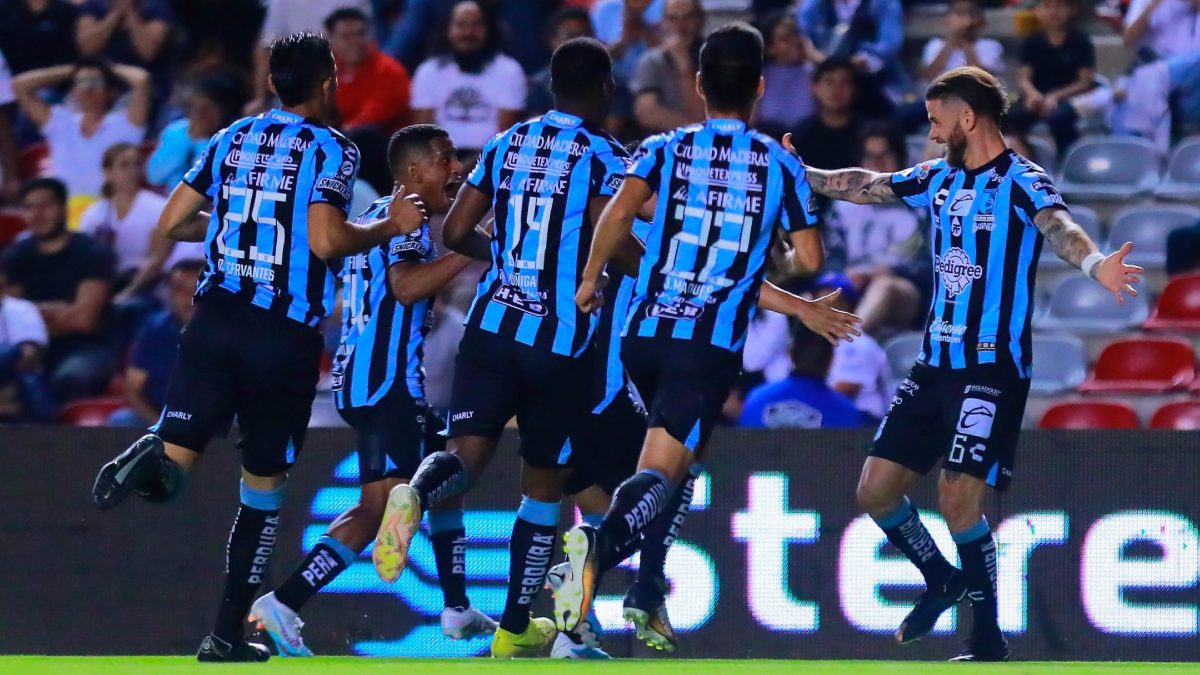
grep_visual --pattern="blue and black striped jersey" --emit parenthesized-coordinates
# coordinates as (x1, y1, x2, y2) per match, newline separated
(590, 217, 652, 413)
(890, 150, 1058, 377)
(463, 110, 628, 357)
(184, 108, 359, 327)
(623, 118, 820, 352)
(331, 197, 435, 408)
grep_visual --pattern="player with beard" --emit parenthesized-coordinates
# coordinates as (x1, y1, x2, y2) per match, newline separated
(245, 124, 497, 656)
(794, 66, 1142, 661)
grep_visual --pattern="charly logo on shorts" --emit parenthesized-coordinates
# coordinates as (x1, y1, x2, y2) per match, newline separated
(957, 398, 996, 439)
(934, 247, 983, 297)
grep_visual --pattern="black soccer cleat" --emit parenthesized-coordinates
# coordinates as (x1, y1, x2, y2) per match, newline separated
(196, 634, 270, 662)
(895, 570, 968, 644)
(92, 434, 165, 510)
(949, 631, 1011, 662)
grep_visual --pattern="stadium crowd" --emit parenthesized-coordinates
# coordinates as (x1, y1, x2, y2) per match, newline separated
(0, 0, 1197, 429)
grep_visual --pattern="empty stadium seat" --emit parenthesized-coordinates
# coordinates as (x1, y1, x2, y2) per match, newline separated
(884, 331, 924, 383)
(1040, 401, 1140, 429)
(1039, 205, 1101, 268)
(58, 397, 126, 426)
(1030, 334, 1088, 394)
(0, 211, 26, 249)
(1149, 401, 1200, 430)
(1027, 136, 1058, 173)
(1079, 337, 1196, 392)
(1107, 204, 1200, 268)
(1144, 274, 1200, 332)
(1035, 275, 1150, 332)
(1154, 137, 1200, 200)
(1057, 136, 1162, 200)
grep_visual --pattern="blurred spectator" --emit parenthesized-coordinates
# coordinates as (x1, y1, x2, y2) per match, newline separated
(632, 0, 706, 134)
(172, 0, 265, 74)
(12, 59, 149, 200)
(789, 58, 860, 170)
(821, 124, 926, 335)
(592, 0, 662, 104)
(146, 74, 240, 189)
(327, 7, 412, 195)
(410, 0, 526, 157)
(816, 273, 889, 421)
(1123, 0, 1200, 59)
(2, 178, 116, 402)
(0, 264, 54, 422)
(109, 259, 201, 426)
(0, 51, 18, 204)
(1008, 0, 1096, 155)
(526, 8, 596, 118)
(921, 0, 1004, 82)
(739, 324, 865, 429)
(245, 0, 372, 114)
(1116, 0, 1200, 147)
(0, 0, 79, 75)
(424, 284, 472, 411)
(1166, 223, 1200, 276)
(383, 0, 454, 72)
(797, 0, 907, 117)
(76, 0, 171, 73)
(742, 308, 792, 384)
(756, 10, 818, 140)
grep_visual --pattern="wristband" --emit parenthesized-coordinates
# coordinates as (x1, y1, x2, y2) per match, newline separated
(1081, 251, 1105, 279)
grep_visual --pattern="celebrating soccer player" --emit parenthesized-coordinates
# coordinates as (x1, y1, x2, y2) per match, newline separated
(794, 66, 1142, 661)
(369, 37, 642, 658)
(90, 33, 427, 662)
(551, 23, 860, 642)
(246, 124, 496, 656)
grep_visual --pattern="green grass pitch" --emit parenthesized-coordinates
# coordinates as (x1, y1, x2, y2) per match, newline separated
(0, 658, 1191, 675)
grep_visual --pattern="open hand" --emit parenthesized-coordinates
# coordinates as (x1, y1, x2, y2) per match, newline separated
(1093, 241, 1143, 304)
(387, 184, 427, 236)
(798, 288, 863, 345)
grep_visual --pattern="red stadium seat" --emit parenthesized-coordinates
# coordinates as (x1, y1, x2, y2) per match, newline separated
(0, 211, 26, 249)
(1144, 274, 1200, 332)
(1150, 401, 1200, 430)
(17, 143, 50, 181)
(1040, 401, 1140, 429)
(1079, 337, 1196, 392)
(58, 397, 125, 427)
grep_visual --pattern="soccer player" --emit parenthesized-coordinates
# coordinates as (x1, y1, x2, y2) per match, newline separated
(552, 23, 861, 639)
(794, 66, 1142, 661)
(245, 124, 496, 656)
(90, 33, 427, 662)
(370, 37, 640, 658)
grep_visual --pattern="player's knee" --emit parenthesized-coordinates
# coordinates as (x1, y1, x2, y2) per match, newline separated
(856, 480, 896, 516)
(937, 488, 980, 531)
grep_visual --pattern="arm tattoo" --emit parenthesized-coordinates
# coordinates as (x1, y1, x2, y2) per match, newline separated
(1034, 207, 1098, 270)
(805, 167, 900, 205)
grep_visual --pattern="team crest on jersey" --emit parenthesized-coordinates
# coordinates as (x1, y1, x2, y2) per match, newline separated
(974, 189, 998, 231)
(934, 247, 983, 297)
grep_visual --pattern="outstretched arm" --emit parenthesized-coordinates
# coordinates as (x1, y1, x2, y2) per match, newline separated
(1034, 207, 1142, 303)
(783, 133, 899, 204)
(759, 284, 862, 345)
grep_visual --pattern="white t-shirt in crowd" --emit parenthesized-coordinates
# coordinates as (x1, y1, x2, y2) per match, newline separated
(743, 309, 793, 383)
(410, 54, 528, 151)
(1124, 0, 1200, 58)
(0, 295, 49, 349)
(0, 51, 13, 107)
(828, 333, 890, 419)
(826, 201, 923, 269)
(921, 38, 1006, 78)
(78, 190, 167, 273)
(42, 105, 144, 198)
(260, 0, 371, 45)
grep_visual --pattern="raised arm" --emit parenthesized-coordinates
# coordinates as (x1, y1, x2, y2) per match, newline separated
(12, 65, 73, 128)
(1034, 206, 1142, 303)
(112, 64, 151, 128)
(783, 133, 899, 204)
(442, 183, 495, 261)
(387, 254, 474, 307)
(308, 190, 427, 260)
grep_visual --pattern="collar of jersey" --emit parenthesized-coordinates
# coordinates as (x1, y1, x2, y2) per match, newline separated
(705, 118, 746, 134)
(961, 149, 1013, 177)
(263, 108, 305, 125)
(544, 110, 584, 128)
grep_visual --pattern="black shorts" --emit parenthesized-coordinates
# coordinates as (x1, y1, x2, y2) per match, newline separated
(564, 387, 647, 496)
(621, 335, 742, 453)
(870, 363, 1031, 491)
(445, 328, 593, 469)
(152, 289, 323, 477)
(338, 387, 446, 485)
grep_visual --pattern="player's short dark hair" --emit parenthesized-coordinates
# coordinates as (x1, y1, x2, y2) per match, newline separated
(813, 56, 856, 83)
(550, 37, 612, 101)
(790, 324, 834, 377)
(269, 32, 336, 106)
(387, 124, 451, 169)
(324, 7, 370, 33)
(169, 258, 206, 277)
(926, 66, 1009, 123)
(21, 177, 68, 205)
(699, 23, 764, 111)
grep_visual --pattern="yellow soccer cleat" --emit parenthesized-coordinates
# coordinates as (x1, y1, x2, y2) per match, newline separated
(373, 484, 421, 582)
(489, 616, 557, 658)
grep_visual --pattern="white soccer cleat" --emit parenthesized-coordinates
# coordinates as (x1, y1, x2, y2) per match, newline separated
(373, 484, 421, 582)
(248, 592, 313, 657)
(552, 526, 597, 633)
(551, 631, 612, 659)
(441, 606, 498, 639)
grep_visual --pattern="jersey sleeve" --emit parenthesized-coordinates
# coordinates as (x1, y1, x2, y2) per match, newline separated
(1011, 164, 1067, 219)
(465, 132, 503, 198)
(627, 135, 667, 192)
(311, 137, 360, 214)
(591, 147, 631, 198)
(777, 149, 820, 233)
(385, 225, 431, 266)
(182, 130, 221, 197)
(889, 159, 947, 208)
